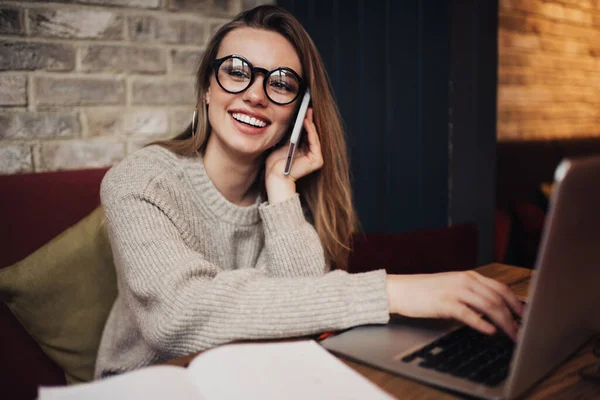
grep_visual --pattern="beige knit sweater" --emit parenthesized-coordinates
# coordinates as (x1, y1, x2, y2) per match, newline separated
(94, 145, 389, 378)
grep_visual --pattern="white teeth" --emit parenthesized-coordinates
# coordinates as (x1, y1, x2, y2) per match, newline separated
(232, 113, 267, 128)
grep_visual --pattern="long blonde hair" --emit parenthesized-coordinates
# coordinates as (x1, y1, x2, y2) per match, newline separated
(154, 5, 358, 270)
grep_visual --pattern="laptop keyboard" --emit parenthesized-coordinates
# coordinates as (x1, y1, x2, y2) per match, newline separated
(401, 326, 515, 387)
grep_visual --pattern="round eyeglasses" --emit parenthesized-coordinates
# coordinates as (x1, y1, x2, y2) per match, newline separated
(212, 55, 304, 105)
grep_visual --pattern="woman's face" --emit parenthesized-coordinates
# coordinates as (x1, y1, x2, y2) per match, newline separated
(205, 27, 303, 161)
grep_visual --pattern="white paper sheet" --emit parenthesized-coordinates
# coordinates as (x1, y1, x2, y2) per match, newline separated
(188, 341, 395, 400)
(38, 366, 203, 400)
(38, 341, 395, 400)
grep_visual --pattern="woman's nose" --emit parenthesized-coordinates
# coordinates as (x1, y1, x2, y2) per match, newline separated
(242, 77, 268, 107)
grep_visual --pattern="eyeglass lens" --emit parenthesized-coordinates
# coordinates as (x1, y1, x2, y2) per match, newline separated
(217, 57, 300, 104)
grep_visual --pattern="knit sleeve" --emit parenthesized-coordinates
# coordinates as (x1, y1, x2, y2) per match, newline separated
(258, 194, 329, 278)
(101, 185, 389, 360)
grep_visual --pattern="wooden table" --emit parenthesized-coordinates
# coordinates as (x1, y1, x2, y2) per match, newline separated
(168, 263, 600, 399)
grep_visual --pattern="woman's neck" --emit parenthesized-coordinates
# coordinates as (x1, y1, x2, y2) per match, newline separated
(202, 138, 261, 206)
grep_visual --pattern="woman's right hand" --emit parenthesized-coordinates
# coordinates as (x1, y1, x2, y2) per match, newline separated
(264, 108, 323, 204)
(386, 271, 524, 341)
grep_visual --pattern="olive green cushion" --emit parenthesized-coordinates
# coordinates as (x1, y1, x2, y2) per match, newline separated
(0, 206, 117, 384)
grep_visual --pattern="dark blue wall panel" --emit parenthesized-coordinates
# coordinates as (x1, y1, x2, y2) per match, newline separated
(280, 0, 450, 234)
(449, 0, 499, 264)
(278, 1, 498, 263)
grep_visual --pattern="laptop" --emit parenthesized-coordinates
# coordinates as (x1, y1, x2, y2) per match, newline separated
(322, 156, 600, 399)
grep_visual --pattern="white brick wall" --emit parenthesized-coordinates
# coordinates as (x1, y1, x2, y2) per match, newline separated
(0, 0, 273, 174)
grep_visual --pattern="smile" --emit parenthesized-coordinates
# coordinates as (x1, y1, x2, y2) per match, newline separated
(231, 112, 268, 128)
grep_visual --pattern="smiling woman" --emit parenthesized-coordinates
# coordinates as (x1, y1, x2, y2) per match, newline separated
(94, 5, 524, 380)
(205, 28, 303, 163)
(150, 5, 354, 264)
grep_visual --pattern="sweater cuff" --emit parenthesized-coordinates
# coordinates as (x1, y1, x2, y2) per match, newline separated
(259, 194, 306, 234)
(343, 269, 390, 325)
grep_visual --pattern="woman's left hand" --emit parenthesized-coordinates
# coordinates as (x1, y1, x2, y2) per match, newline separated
(264, 108, 324, 204)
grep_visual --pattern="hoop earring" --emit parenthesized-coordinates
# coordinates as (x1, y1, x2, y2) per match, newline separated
(191, 100, 200, 137)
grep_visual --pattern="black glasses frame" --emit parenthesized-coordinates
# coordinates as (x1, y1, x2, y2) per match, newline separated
(212, 54, 304, 105)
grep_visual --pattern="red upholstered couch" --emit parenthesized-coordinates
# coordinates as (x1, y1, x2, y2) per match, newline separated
(0, 168, 478, 400)
(0, 168, 109, 400)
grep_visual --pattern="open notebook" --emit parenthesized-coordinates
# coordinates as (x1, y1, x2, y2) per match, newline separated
(38, 341, 394, 400)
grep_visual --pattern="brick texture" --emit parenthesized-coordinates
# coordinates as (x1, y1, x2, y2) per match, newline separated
(0, 0, 271, 174)
(167, 0, 241, 14)
(498, 0, 600, 141)
(0, 8, 23, 35)
(85, 108, 169, 137)
(29, 9, 123, 39)
(85, 108, 123, 137)
(38, 140, 125, 171)
(123, 109, 169, 136)
(131, 78, 195, 105)
(127, 15, 205, 45)
(170, 49, 203, 74)
(243, 0, 273, 10)
(35, 77, 125, 107)
(0, 144, 33, 174)
(171, 108, 191, 133)
(0, 75, 27, 106)
(0, 112, 80, 139)
(81, 45, 165, 73)
(167, 0, 210, 11)
(61, 0, 160, 8)
(0, 41, 75, 71)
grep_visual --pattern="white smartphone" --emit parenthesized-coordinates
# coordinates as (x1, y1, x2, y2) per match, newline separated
(283, 89, 311, 175)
